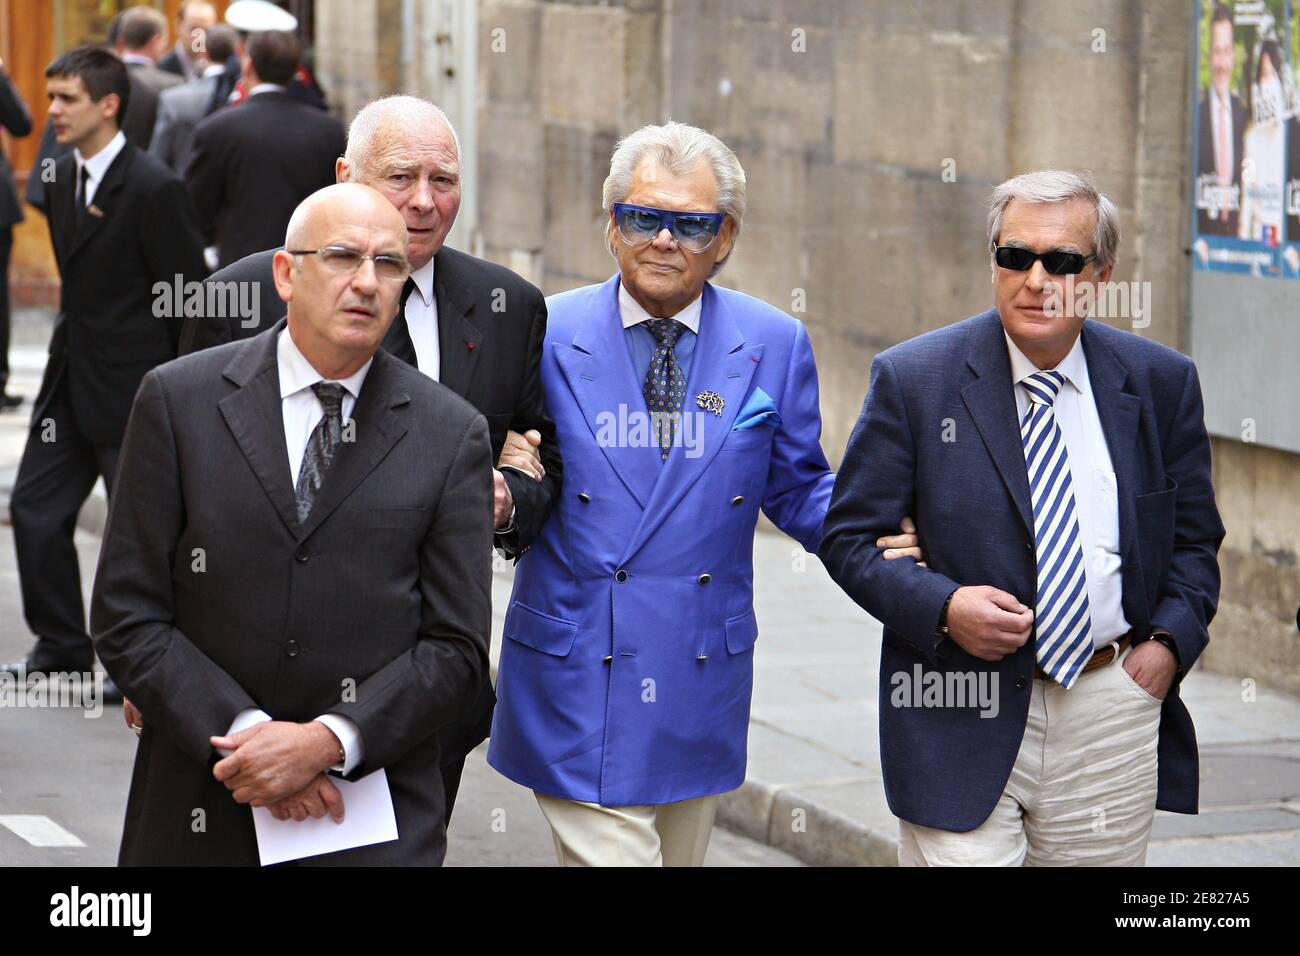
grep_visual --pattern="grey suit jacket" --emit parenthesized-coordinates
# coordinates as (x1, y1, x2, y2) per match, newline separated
(90, 320, 494, 866)
(149, 73, 219, 172)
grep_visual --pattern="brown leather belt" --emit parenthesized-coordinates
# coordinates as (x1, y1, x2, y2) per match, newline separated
(1034, 634, 1131, 681)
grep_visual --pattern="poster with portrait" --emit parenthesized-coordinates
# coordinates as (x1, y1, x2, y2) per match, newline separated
(1191, 0, 1290, 277)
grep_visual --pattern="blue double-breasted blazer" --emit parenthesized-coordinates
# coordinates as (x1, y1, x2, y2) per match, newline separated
(488, 276, 835, 806)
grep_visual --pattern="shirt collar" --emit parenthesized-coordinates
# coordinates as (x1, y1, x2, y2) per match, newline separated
(277, 327, 373, 401)
(121, 53, 154, 68)
(248, 83, 287, 97)
(1004, 329, 1089, 397)
(617, 280, 702, 334)
(203, 63, 228, 79)
(407, 257, 435, 307)
(75, 130, 127, 186)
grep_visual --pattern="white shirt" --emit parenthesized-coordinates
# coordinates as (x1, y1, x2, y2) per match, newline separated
(247, 82, 287, 97)
(278, 327, 371, 483)
(1006, 332, 1130, 648)
(120, 53, 154, 68)
(405, 257, 440, 380)
(617, 281, 703, 333)
(73, 130, 126, 209)
(221, 329, 371, 773)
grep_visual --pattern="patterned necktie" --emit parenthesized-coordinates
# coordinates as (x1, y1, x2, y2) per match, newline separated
(295, 382, 347, 523)
(1020, 370, 1093, 688)
(641, 318, 686, 461)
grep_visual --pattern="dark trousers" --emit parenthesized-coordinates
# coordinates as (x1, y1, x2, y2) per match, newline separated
(0, 226, 11, 392)
(441, 756, 466, 825)
(10, 377, 119, 669)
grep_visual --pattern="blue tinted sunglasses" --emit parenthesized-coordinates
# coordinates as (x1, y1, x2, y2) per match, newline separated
(612, 202, 726, 252)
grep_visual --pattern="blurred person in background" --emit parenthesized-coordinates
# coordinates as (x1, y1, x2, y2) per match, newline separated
(0, 55, 32, 409)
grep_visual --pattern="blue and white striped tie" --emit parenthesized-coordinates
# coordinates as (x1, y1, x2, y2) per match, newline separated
(1020, 370, 1093, 688)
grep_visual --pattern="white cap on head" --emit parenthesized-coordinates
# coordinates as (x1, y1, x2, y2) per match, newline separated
(225, 0, 298, 32)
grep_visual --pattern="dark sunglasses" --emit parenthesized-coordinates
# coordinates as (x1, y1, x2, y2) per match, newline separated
(612, 202, 725, 252)
(994, 245, 1095, 276)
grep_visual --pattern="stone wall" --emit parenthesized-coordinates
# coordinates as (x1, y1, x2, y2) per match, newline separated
(314, 0, 1299, 690)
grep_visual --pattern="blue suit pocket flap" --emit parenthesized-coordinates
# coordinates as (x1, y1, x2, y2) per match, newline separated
(724, 609, 759, 654)
(732, 386, 782, 431)
(504, 601, 578, 657)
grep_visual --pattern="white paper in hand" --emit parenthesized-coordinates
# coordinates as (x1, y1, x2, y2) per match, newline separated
(253, 769, 398, 866)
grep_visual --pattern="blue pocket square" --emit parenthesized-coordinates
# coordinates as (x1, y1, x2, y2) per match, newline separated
(732, 386, 782, 430)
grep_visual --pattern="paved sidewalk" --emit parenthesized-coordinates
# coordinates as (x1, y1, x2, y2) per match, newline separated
(3, 329, 1296, 866)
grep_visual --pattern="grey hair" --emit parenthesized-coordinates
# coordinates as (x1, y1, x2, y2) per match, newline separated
(344, 95, 461, 175)
(987, 170, 1120, 270)
(601, 121, 746, 273)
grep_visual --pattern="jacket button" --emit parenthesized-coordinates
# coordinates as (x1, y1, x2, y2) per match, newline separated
(697, 573, 711, 585)
(1026, 543, 1033, 551)
(1015, 676, 1027, 689)
(295, 548, 309, 563)
(696, 654, 709, 661)
(578, 491, 591, 503)
(731, 495, 744, 506)
(615, 569, 628, 583)
(285, 641, 300, 659)
(603, 655, 613, 664)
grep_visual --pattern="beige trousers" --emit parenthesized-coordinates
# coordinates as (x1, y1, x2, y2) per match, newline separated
(899, 643, 1163, 866)
(534, 791, 720, 867)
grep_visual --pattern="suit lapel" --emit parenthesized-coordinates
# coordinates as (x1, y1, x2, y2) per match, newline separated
(51, 155, 78, 266)
(1081, 322, 1146, 621)
(960, 311, 1034, 535)
(295, 349, 411, 541)
(433, 250, 483, 397)
(554, 276, 659, 508)
(218, 321, 301, 537)
(65, 143, 132, 262)
(622, 284, 758, 563)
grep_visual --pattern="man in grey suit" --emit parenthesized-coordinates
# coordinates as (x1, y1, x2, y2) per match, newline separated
(91, 183, 493, 865)
(149, 24, 237, 172)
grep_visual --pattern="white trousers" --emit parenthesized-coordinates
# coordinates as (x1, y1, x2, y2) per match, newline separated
(898, 643, 1163, 866)
(534, 791, 719, 867)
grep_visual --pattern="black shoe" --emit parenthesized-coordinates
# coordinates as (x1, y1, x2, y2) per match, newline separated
(0, 392, 22, 409)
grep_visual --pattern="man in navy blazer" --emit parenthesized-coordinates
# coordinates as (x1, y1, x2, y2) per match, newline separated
(820, 171, 1224, 866)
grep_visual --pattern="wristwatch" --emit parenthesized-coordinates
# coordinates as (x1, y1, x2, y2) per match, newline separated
(1132, 626, 1182, 676)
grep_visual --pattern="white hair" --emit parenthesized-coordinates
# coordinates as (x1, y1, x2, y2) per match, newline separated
(344, 94, 461, 175)
(987, 169, 1120, 270)
(602, 121, 747, 273)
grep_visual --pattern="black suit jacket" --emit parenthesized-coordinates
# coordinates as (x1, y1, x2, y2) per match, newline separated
(185, 91, 345, 268)
(90, 323, 494, 865)
(179, 244, 561, 765)
(38, 141, 207, 446)
(1196, 91, 1247, 237)
(0, 71, 32, 228)
(123, 61, 183, 150)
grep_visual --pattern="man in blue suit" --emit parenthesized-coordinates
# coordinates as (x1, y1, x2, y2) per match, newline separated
(820, 171, 1225, 866)
(488, 122, 920, 866)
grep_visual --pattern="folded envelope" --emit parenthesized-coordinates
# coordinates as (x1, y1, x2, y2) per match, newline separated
(732, 385, 782, 430)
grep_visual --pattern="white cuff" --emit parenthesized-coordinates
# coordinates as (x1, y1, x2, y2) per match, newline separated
(218, 708, 272, 758)
(315, 714, 363, 775)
